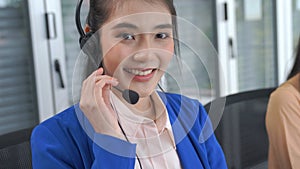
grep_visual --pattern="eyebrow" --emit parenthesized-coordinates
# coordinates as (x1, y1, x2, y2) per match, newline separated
(112, 22, 173, 30)
(154, 24, 173, 30)
(112, 22, 138, 30)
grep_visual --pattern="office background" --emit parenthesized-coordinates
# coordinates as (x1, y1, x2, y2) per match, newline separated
(0, 0, 299, 136)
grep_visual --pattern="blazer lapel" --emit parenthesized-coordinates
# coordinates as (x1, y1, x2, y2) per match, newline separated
(163, 97, 204, 169)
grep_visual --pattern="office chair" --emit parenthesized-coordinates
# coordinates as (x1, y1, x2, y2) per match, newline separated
(0, 127, 34, 169)
(205, 87, 276, 169)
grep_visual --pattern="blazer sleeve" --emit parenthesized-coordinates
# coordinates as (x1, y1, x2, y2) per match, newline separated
(31, 124, 137, 169)
(31, 125, 75, 169)
(91, 133, 137, 169)
(199, 105, 228, 169)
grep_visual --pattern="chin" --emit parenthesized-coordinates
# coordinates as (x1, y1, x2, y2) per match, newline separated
(135, 87, 155, 98)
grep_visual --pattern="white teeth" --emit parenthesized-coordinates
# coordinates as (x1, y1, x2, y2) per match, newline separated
(126, 69, 153, 76)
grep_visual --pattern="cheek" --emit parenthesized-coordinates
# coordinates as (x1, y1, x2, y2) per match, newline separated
(102, 44, 133, 75)
(156, 41, 174, 73)
(103, 54, 117, 76)
(162, 41, 175, 62)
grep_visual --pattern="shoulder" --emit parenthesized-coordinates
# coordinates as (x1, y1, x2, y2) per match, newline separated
(31, 104, 85, 142)
(30, 105, 92, 168)
(269, 84, 299, 109)
(37, 105, 79, 129)
(267, 84, 300, 122)
(159, 92, 203, 108)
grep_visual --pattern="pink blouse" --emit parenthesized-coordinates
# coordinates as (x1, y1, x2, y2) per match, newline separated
(110, 91, 182, 169)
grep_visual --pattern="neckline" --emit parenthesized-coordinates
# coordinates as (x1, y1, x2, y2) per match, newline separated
(110, 91, 166, 123)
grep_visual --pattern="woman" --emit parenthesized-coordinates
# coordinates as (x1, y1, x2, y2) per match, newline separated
(31, 0, 227, 168)
(266, 37, 300, 169)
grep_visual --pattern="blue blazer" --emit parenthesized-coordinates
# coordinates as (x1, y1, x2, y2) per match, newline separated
(31, 92, 227, 169)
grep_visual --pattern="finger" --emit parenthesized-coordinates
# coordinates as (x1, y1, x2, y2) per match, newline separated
(93, 80, 118, 119)
(94, 77, 118, 104)
(95, 77, 119, 88)
(95, 78, 119, 105)
(83, 72, 117, 96)
(95, 67, 104, 76)
(83, 69, 118, 110)
(80, 70, 108, 109)
(84, 68, 104, 84)
(82, 69, 102, 92)
(93, 75, 118, 84)
(82, 73, 117, 105)
(102, 79, 119, 108)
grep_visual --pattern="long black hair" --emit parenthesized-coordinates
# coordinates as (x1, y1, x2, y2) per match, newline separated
(287, 36, 300, 80)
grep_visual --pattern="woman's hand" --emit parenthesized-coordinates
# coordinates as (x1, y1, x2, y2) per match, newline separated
(79, 68, 122, 138)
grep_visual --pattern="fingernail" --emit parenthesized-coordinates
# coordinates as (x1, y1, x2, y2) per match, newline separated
(110, 77, 118, 82)
(112, 81, 119, 86)
(112, 78, 119, 85)
(97, 68, 103, 73)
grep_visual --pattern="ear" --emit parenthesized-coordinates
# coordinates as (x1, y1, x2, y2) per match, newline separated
(84, 24, 91, 33)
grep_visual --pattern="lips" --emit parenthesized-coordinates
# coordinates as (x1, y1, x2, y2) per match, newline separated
(124, 68, 157, 82)
(124, 68, 155, 76)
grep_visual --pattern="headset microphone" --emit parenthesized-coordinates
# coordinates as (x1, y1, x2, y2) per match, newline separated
(113, 87, 139, 105)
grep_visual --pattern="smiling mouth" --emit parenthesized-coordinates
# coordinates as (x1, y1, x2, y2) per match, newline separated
(124, 68, 156, 76)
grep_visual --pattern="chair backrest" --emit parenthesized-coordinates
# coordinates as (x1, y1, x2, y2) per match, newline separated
(0, 127, 34, 169)
(204, 88, 276, 169)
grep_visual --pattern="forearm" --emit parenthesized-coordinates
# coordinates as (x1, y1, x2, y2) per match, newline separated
(92, 133, 137, 169)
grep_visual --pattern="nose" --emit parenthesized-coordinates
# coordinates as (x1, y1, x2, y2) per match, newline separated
(132, 35, 155, 62)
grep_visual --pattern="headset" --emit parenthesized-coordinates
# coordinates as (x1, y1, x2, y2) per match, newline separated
(75, 0, 93, 49)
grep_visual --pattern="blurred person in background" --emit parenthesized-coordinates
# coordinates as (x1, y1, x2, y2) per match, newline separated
(266, 37, 300, 169)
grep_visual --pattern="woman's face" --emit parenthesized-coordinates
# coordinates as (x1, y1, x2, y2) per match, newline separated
(100, 0, 174, 98)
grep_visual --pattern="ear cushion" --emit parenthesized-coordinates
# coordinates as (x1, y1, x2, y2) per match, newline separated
(79, 32, 94, 49)
(79, 32, 103, 72)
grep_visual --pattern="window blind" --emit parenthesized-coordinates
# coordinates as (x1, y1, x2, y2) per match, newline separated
(169, 0, 217, 102)
(235, 0, 277, 91)
(61, 0, 89, 105)
(0, 0, 39, 135)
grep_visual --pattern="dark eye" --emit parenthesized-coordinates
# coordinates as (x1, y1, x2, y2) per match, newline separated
(122, 33, 135, 40)
(156, 33, 169, 39)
